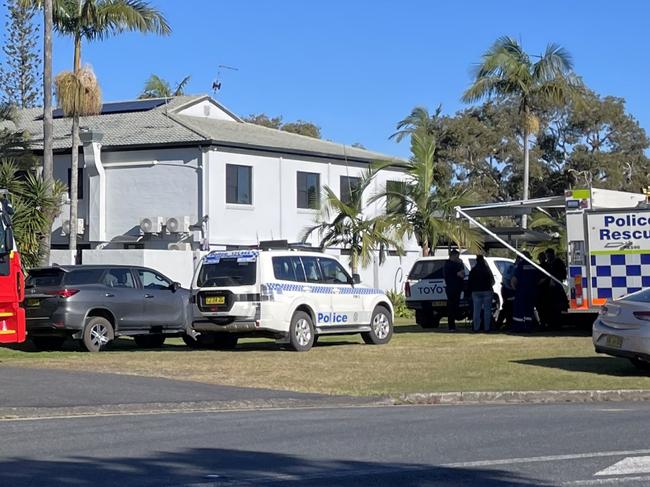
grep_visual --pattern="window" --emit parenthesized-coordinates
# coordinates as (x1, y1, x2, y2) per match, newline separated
(67, 168, 84, 199)
(26, 268, 65, 287)
(273, 257, 297, 281)
(319, 258, 351, 285)
(138, 269, 171, 290)
(340, 176, 361, 205)
(386, 180, 406, 213)
(622, 288, 650, 303)
(300, 256, 322, 283)
(64, 269, 105, 286)
(103, 268, 135, 288)
(226, 164, 252, 205)
(408, 260, 445, 280)
(297, 171, 320, 209)
(197, 259, 257, 287)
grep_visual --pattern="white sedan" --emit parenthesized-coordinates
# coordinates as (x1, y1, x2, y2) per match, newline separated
(593, 288, 650, 370)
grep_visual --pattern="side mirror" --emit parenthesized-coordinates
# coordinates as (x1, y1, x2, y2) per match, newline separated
(352, 274, 361, 285)
(170, 282, 181, 292)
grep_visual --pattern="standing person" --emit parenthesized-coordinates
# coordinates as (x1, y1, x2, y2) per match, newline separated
(536, 251, 550, 328)
(468, 255, 495, 332)
(512, 251, 542, 333)
(443, 250, 465, 332)
(544, 248, 569, 329)
(496, 258, 517, 330)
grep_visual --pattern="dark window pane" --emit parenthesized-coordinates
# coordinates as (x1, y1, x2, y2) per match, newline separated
(226, 164, 252, 204)
(300, 256, 322, 283)
(319, 258, 351, 284)
(291, 256, 307, 282)
(386, 180, 406, 214)
(273, 256, 297, 281)
(297, 171, 320, 209)
(408, 261, 445, 280)
(197, 259, 257, 287)
(67, 168, 84, 199)
(26, 269, 65, 287)
(64, 269, 104, 285)
(340, 176, 361, 205)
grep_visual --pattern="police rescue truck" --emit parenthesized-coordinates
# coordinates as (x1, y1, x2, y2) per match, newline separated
(189, 242, 394, 352)
(565, 188, 650, 313)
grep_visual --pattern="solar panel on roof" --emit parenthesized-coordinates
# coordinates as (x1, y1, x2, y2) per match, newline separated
(52, 98, 168, 118)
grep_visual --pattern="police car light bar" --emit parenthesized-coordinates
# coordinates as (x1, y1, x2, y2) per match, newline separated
(257, 240, 322, 252)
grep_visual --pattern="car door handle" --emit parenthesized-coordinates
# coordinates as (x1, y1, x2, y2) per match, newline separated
(302, 286, 312, 292)
(144, 294, 154, 299)
(105, 293, 114, 298)
(332, 288, 341, 294)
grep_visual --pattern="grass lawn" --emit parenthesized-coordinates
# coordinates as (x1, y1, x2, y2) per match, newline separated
(1, 320, 649, 396)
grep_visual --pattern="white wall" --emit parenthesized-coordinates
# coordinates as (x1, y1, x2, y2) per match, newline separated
(177, 99, 237, 121)
(82, 249, 196, 288)
(102, 148, 201, 240)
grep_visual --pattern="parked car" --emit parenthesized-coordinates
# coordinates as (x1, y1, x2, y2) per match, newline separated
(593, 288, 650, 370)
(404, 254, 514, 328)
(190, 245, 394, 352)
(24, 265, 190, 352)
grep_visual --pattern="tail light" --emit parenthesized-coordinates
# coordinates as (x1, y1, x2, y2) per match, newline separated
(633, 311, 650, 322)
(405, 281, 411, 297)
(45, 289, 80, 298)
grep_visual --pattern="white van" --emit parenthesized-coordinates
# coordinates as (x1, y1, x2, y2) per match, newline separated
(189, 245, 394, 351)
(405, 255, 514, 328)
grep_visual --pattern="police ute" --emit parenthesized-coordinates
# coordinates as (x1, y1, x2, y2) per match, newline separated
(189, 241, 394, 351)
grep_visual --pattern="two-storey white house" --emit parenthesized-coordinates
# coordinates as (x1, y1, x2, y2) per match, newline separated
(13, 95, 419, 289)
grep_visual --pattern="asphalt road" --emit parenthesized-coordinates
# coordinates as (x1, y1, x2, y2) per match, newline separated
(2, 401, 650, 486)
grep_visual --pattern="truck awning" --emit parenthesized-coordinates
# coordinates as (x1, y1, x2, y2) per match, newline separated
(459, 195, 566, 218)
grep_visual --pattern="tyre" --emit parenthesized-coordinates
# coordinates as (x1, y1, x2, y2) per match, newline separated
(81, 316, 114, 352)
(134, 334, 166, 349)
(210, 334, 238, 350)
(416, 308, 440, 329)
(630, 358, 650, 372)
(362, 306, 393, 345)
(31, 336, 66, 351)
(288, 311, 315, 352)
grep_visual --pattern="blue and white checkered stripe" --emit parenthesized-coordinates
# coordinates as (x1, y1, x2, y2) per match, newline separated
(588, 253, 650, 300)
(266, 282, 384, 295)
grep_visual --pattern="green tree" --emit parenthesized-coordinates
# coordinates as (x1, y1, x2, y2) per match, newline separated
(25, 0, 170, 257)
(462, 36, 583, 221)
(0, 105, 65, 267)
(244, 113, 322, 139)
(374, 132, 482, 256)
(138, 73, 190, 98)
(301, 167, 402, 275)
(0, 0, 42, 108)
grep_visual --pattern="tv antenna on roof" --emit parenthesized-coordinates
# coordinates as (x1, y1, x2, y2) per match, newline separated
(212, 64, 239, 93)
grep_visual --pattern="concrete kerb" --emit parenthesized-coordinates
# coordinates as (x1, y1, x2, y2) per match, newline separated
(393, 389, 650, 405)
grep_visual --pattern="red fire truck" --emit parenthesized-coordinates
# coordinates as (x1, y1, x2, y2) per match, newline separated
(0, 193, 25, 344)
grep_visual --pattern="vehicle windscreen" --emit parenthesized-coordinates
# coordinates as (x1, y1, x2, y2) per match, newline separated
(26, 269, 65, 287)
(621, 289, 650, 303)
(197, 259, 256, 287)
(408, 261, 445, 280)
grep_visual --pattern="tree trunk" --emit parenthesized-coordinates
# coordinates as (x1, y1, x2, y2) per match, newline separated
(422, 240, 430, 257)
(69, 114, 79, 260)
(521, 116, 530, 229)
(40, 0, 53, 266)
(350, 250, 358, 276)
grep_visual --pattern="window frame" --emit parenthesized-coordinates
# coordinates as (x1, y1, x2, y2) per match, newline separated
(226, 164, 253, 205)
(297, 171, 321, 210)
(339, 175, 361, 205)
(318, 257, 352, 285)
(136, 269, 172, 290)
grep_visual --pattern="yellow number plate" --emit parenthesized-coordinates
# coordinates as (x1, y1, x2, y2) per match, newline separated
(26, 299, 40, 307)
(205, 296, 225, 305)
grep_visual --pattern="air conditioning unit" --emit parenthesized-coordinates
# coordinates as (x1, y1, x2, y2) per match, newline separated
(61, 218, 85, 236)
(139, 216, 164, 234)
(168, 242, 192, 251)
(165, 215, 191, 233)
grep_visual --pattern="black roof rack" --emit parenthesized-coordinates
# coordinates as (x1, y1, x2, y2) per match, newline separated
(257, 240, 322, 252)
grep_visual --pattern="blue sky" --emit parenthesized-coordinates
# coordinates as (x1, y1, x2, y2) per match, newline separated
(2, 0, 649, 158)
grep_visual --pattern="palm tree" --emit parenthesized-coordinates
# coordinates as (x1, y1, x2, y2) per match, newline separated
(373, 132, 482, 256)
(301, 167, 402, 276)
(139, 74, 191, 99)
(25, 0, 170, 258)
(462, 36, 583, 226)
(390, 105, 444, 143)
(41, 0, 53, 265)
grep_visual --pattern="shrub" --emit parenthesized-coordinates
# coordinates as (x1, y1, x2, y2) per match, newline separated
(386, 290, 413, 319)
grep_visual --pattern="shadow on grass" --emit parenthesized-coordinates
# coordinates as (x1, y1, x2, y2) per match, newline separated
(0, 447, 553, 487)
(514, 356, 650, 377)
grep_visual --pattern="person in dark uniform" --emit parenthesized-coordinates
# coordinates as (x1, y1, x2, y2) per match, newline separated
(544, 248, 569, 329)
(512, 251, 543, 333)
(443, 250, 465, 332)
(496, 258, 517, 330)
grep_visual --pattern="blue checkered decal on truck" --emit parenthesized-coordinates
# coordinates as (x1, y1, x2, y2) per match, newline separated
(588, 253, 650, 299)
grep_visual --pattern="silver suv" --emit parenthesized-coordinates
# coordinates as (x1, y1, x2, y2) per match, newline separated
(24, 265, 190, 352)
